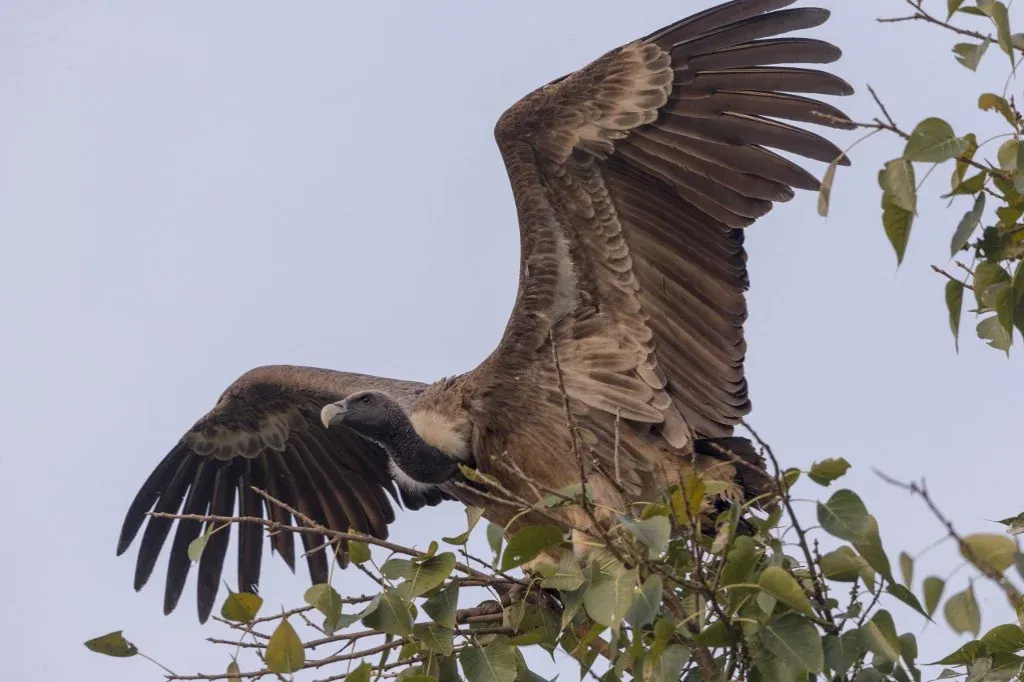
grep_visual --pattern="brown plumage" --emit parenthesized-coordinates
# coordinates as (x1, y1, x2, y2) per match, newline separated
(118, 0, 853, 622)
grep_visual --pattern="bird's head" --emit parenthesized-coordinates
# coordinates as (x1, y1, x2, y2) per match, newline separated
(320, 390, 407, 440)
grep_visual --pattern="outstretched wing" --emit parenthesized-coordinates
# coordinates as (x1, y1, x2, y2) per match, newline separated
(472, 0, 852, 449)
(117, 365, 442, 622)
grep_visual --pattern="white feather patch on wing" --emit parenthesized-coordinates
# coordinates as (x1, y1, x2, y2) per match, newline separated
(549, 230, 580, 324)
(410, 411, 471, 461)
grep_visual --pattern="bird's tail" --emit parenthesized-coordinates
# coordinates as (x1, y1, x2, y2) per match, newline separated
(693, 435, 775, 510)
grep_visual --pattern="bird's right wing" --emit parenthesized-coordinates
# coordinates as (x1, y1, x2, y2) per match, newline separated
(472, 0, 852, 447)
(117, 365, 441, 622)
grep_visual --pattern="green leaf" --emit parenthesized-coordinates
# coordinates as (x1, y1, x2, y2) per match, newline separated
(221, 591, 263, 622)
(420, 541, 439, 559)
(818, 489, 871, 542)
(1014, 263, 1024, 338)
(721, 535, 759, 586)
(669, 474, 705, 524)
(887, 583, 929, 619)
(904, 118, 969, 163)
(226, 660, 241, 682)
(560, 585, 588, 629)
(853, 515, 894, 583)
(999, 139, 1021, 171)
(393, 552, 457, 599)
(981, 624, 1024, 653)
(934, 640, 988, 665)
(539, 549, 586, 592)
(693, 620, 735, 648)
(622, 515, 670, 558)
(808, 457, 851, 486)
(998, 512, 1024, 535)
(881, 159, 917, 212)
(414, 622, 455, 656)
(953, 39, 990, 70)
(978, 315, 1013, 351)
(443, 507, 484, 545)
(820, 545, 874, 587)
(583, 565, 637, 630)
(486, 523, 503, 558)
(991, 282, 1016, 337)
(645, 643, 690, 682)
(362, 588, 413, 637)
(347, 529, 371, 564)
(979, 93, 1018, 127)
(899, 552, 914, 587)
(423, 580, 459, 629)
(975, 262, 1012, 309)
(305, 583, 343, 621)
(381, 557, 413, 579)
(188, 524, 216, 562)
(818, 153, 844, 217)
(84, 631, 138, 658)
(758, 566, 814, 615)
(946, 280, 966, 352)
(759, 613, 824, 674)
(924, 576, 946, 618)
(459, 641, 517, 682)
(945, 586, 982, 637)
(347, 662, 372, 682)
(961, 533, 1017, 572)
(863, 610, 901, 663)
(882, 193, 915, 265)
(824, 630, 864, 678)
(625, 574, 663, 628)
(949, 170, 988, 196)
(983, 0, 1015, 61)
(265, 619, 305, 674)
(900, 632, 919, 665)
(949, 0, 967, 19)
(951, 192, 986, 257)
(500, 525, 563, 571)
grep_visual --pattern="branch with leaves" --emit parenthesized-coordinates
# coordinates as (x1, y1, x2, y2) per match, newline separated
(87, 417, 1024, 682)
(819, 0, 1024, 354)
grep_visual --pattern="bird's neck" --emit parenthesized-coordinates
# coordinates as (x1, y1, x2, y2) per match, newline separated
(379, 418, 459, 485)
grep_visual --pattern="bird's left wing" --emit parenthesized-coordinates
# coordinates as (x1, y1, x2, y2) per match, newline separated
(117, 365, 441, 622)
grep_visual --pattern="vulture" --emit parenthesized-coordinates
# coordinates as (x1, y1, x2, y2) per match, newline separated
(118, 0, 854, 623)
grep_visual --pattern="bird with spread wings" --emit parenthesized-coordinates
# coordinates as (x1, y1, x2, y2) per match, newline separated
(117, 0, 853, 622)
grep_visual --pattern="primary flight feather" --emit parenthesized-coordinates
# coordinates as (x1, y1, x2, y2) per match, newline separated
(118, 0, 853, 622)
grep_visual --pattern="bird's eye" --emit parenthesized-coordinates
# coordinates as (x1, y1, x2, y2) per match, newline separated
(360, 395, 372, 404)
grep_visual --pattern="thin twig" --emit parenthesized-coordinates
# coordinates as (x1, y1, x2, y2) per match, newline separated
(741, 419, 838, 633)
(932, 264, 975, 289)
(875, 470, 1022, 605)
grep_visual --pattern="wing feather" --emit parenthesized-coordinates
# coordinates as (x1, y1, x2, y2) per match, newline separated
(475, 0, 851, 467)
(118, 366, 441, 621)
(236, 459, 263, 594)
(163, 459, 216, 615)
(132, 453, 198, 591)
(196, 463, 236, 622)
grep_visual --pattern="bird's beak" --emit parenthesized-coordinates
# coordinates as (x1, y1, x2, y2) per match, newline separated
(320, 402, 348, 429)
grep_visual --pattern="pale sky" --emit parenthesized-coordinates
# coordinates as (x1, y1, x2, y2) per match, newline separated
(2, 1, 1022, 680)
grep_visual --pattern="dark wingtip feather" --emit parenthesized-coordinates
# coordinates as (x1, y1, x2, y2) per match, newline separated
(117, 446, 185, 556)
(196, 465, 236, 623)
(162, 460, 216, 615)
(238, 459, 264, 595)
(132, 454, 198, 591)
